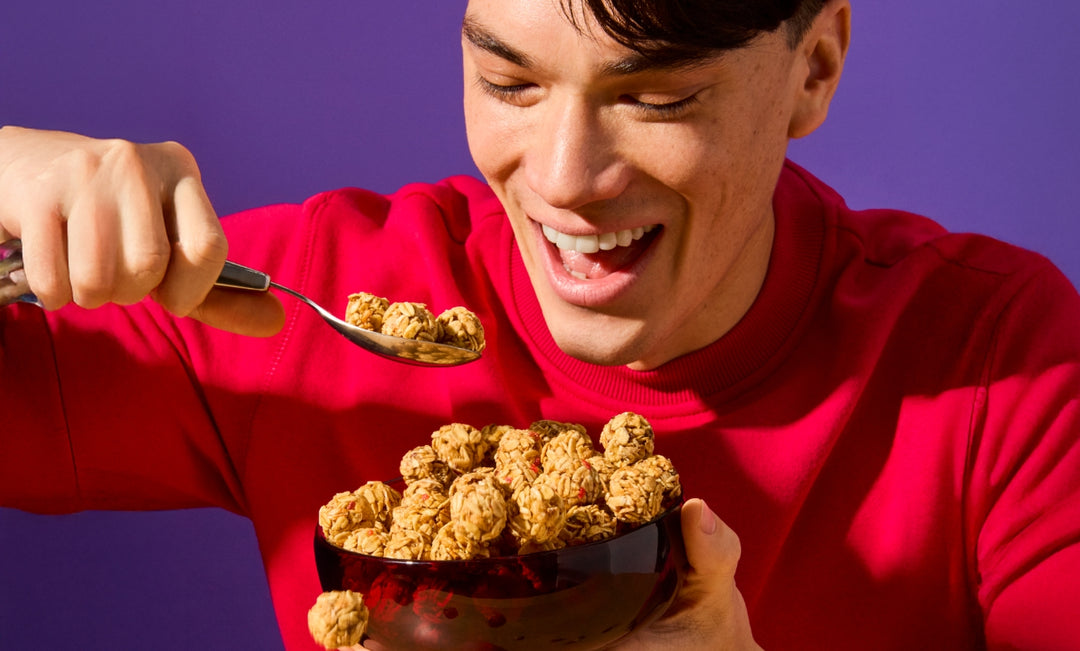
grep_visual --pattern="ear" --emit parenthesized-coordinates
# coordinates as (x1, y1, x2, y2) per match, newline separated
(788, 0, 851, 139)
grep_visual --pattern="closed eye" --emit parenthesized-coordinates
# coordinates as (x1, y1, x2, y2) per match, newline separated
(475, 73, 701, 118)
(475, 76, 536, 104)
(622, 93, 700, 118)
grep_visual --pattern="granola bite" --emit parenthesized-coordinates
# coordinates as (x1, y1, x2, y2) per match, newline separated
(430, 522, 493, 561)
(383, 527, 430, 560)
(319, 490, 379, 546)
(535, 461, 601, 508)
(559, 504, 618, 546)
(494, 428, 542, 460)
(353, 481, 402, 528)
(494, 453, 541, 495)
(449, 466, 501, 495)
(400, 445, 455, 487)
(600, 412, 656, 468)
(493, 430, 541, 494)
(381, 301, 442, 342)
(391, 501, 451, 541)
(530, 419, 588, 447)
(479, 424, 514, 459)
(437, 305, 486, 352)
(308, 590, 369, 650)
(585, 454, 615, 495)
(344, 292, 389, 332)
(541, 429, 597, 474)
(605, 462, 665, 525)
(637, 454, 682, 502)
(449, 472, 508, 545)
(401, 477, 450, 509)
(432, 422, 489, 473)
(508, 482, 567, 545)
(342, 527, 390, 556)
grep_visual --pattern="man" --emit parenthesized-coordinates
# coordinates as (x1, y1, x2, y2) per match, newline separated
(2, 1, 1078, 650)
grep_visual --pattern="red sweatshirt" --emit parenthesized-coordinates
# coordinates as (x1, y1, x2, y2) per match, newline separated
(3, 161, 1078, 650)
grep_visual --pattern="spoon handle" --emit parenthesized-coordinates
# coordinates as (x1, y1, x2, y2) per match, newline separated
(0, 239, 272, 306)
(215, 260, 272, 292)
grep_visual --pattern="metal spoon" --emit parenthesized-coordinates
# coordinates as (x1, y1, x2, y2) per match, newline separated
(0, 239, 481, 367)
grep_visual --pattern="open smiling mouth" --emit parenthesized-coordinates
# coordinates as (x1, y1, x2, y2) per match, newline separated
(541, 223, 661, 280)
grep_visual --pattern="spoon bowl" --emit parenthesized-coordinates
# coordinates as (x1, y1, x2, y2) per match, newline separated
(281, 282, 481, 366)
(216, 261, 481, 367)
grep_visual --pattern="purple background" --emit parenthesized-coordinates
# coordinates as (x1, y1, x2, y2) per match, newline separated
(2, 2, 1077, 649)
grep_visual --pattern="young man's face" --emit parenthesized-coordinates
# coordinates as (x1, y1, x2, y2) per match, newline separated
(462, 0, 814, 370)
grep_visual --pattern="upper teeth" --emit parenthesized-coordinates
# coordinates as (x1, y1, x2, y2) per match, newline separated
(542, 224, 656, 253)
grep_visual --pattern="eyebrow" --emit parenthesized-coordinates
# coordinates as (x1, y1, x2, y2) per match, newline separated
(461, 16, 710, 77)
(461, 17, 534, 69)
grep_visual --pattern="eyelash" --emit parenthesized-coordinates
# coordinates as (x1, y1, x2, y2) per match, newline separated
(476, 77, 699, 118)
(476, 78, 534, 102)
(625, 94, 700, 117)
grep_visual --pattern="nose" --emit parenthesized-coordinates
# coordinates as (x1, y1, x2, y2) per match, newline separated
(524, 96, 630, 210)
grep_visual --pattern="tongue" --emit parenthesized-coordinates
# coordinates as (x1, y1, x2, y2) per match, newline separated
(559, 238, 648, 279)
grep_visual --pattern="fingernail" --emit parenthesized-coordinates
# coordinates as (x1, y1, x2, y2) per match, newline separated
(699, 500, 718, 535)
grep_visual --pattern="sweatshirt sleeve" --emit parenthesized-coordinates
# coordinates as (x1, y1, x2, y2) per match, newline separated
(0, 304, 79, 512)
(969, 264, 1080, 650)
(0, 202, 307, 516)
(0, 301, 247, 514)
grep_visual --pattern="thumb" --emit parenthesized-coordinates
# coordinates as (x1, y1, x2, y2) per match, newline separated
(187, 286, 286, 337)
(680, 498, 741, 580)
(671, 498, 761, 650)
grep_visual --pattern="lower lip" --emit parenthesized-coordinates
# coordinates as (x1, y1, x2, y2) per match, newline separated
(532, 220, 659, 308)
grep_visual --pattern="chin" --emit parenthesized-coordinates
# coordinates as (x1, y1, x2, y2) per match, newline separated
(561, 344, 634, 367)
(549, 324, 655, 368)
(538, 295, 669, 368)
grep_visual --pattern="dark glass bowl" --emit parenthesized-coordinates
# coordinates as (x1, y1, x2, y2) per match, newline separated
(313, 503, 685, 650)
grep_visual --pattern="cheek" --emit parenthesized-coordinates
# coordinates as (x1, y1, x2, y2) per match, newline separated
(463, 93, 519, 185)
(641, 122, 733, 202)
(683, 100, 789, 211)
(463, 94, 492, 174)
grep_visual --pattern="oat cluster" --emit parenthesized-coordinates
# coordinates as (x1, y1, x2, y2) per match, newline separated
(318, 412, 680, 562)
(307, 589, 369, 650)
(345, 292, 485, 352)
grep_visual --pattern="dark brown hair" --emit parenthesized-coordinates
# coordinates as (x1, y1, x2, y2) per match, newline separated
(569, 0, 827, 66)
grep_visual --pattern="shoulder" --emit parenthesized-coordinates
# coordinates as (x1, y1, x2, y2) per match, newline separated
(217, 175, 508, 270)
(779, 160, 1064, 288)
(778, 160, 1080, 387)
(303, 175, 504, 242)
(220, 175, 503, 241)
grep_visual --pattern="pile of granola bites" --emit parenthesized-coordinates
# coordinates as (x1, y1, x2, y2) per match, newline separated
(345, 292, 485, 353)
(318, 412, 680, 561)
